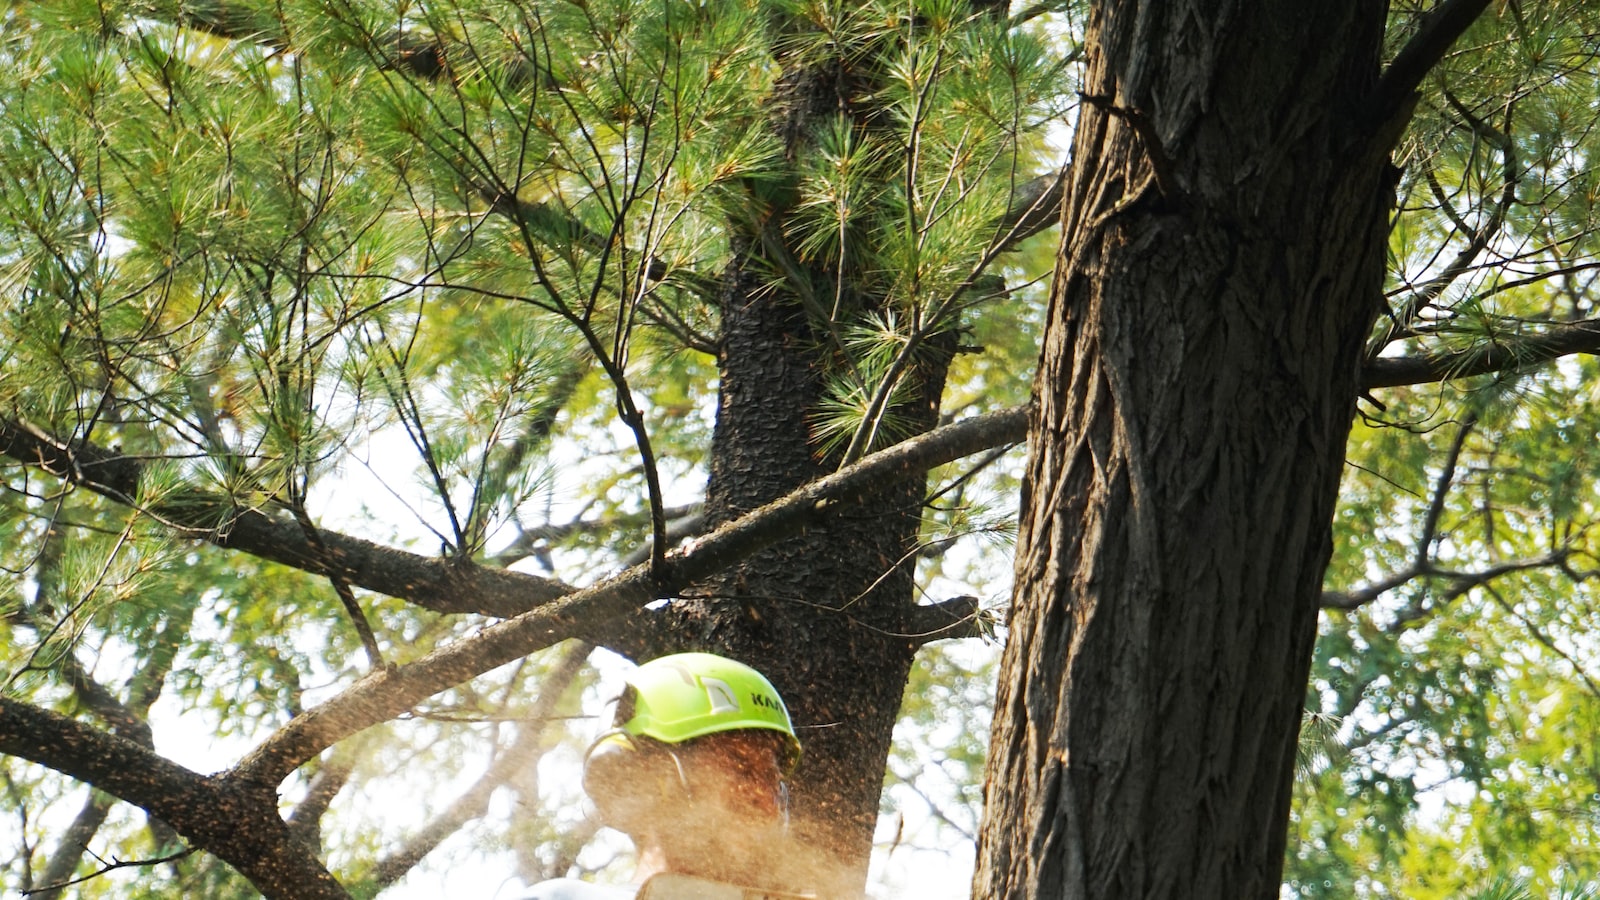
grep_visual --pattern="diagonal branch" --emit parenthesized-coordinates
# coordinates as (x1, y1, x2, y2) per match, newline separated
(1484, 583, 1600, 701)
(1321, 414, 1480, 615)
(31, 789, 115, 900)
(1413, 413, 1477, 568)
(996, 169, 1067, 248)
(1369, 0, 1494, 137)
(231, 406, 1029, 787)
(0, 419, 575, 617)
(285, 746, 361, 854)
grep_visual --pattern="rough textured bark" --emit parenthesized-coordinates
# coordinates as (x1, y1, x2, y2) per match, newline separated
(653, 250, 955, 887)
(976, 2, 1420, 897)
(630, 24, 974, 887)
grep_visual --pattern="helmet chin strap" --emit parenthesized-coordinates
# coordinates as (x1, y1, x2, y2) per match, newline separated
(661, 744, 693, 797)
(660, 742, 790, 831)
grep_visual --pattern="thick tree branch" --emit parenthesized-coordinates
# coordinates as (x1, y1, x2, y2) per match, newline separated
(0, 419, 574, 617)
(0, 698, 350, 900)
(232, 406, 1029, 786)
(1369, 0, 1494, 134)
(998, 170, 1067, 247)
(1320, 566, 1432, 612)
(1361, 317, 1600, 389)
(25, 659, 150, 894)
(138, 2, 456, 82)
(905, 596, 989, 645)
(2, 400, 1026, 633)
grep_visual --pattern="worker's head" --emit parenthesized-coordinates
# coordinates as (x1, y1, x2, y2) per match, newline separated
(581, 653, 801, 875)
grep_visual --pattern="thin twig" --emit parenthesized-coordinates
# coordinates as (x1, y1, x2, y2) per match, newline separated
(22, 846, 196, 896)
(288, 504, 384, 671)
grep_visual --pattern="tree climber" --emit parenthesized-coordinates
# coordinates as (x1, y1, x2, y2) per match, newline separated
(524, 652, 812, 900)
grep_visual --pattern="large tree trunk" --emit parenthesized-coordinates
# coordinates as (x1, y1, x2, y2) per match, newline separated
(642, 27, 965, 889)
(976, 2, 1394, 897)
(659, 248, 952, 889)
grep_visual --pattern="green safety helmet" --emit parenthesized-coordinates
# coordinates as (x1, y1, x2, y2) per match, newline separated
(610, 652, 802, 775)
